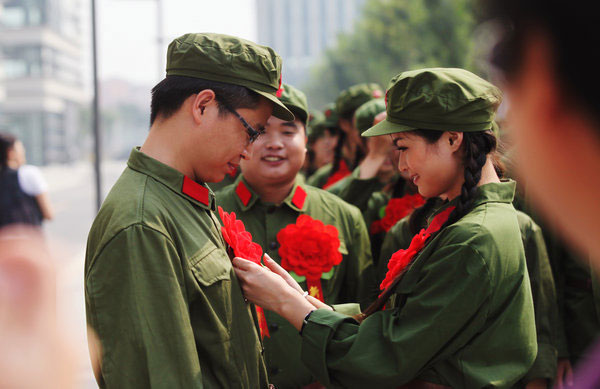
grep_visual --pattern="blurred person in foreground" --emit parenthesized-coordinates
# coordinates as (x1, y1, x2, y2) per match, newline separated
(84, 33, 294, 388)
(482, 0, 600, 387)
(0, 133, 54, 228)
(0, 226, 77, 388)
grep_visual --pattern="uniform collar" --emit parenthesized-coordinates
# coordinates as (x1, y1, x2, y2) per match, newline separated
(429, 179, 516, 222)
(233, 175, 307, 212)
(126, 147, 216, 211)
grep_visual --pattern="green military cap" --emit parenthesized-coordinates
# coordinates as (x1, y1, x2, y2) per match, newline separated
(322, 103, 340, 128)
(335, 83, 384, 119)
(354, 98, 386, 134)
(166, 32, 294, 121)
(277, 83, 308, 124)
(363, 68, 502, 137)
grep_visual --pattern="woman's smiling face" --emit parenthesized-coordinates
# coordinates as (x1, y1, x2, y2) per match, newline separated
(391, 131, 464, 200)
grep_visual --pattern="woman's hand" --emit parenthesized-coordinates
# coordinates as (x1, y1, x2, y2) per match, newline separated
(233, 257, 316, 330)
(262, 254, 303, 294)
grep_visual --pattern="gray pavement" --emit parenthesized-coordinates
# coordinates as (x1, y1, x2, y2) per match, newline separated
(42, 159, 126, 389)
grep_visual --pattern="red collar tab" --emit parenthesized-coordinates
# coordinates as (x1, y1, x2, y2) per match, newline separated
(291, 186, 307, 209)
(236, 180, 252, 206)
(182, 176, 209, 206)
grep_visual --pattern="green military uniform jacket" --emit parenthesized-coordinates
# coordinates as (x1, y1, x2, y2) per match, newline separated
(306, 162, 335, 188)
(216, 175, 376, 388)
(85, 149, 268, 388)
(300, 181, 537, 388)
(378, 202, 560, 385)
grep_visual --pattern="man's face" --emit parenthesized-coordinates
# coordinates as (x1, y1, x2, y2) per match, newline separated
(240, 115, 307, 189)
(194, 96, 273, 183)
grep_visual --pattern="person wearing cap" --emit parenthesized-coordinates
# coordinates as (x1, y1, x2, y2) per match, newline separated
(307, 84, 383, 190)
(306, 104, 351, 189)
(216, 83, 375, 388)
(231, 68, 537, 387)
(303, 111, 339, 179)
(84, 33, 294, 388)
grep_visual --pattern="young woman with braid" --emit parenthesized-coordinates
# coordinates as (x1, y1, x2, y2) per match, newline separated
(232, 68, 537, 388)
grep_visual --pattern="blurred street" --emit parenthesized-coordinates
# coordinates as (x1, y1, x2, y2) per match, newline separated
(42, 159, 126, 388)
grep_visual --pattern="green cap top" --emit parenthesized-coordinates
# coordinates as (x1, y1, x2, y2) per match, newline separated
(307, 116, 327, 141)
(354, 98, 386, 134)
(363, 68, 502, 137)
(335, 83, 384, 119)
(277, 83, 308, 124)
(166, 32, 294, 121)
(322, 103, 340, 128)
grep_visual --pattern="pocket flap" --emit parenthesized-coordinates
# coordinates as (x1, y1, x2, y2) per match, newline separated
(189, 243, 232, 286)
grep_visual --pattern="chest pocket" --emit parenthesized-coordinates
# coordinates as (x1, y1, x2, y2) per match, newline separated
(189, 242, 231, 286)
(188, 242, 233, 337)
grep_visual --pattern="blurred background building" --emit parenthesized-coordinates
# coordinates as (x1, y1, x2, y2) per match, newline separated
(256, 0, 366, 89)
(0, 0, 86, 165)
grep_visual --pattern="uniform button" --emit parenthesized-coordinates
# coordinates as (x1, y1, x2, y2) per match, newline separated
(269, 323, 279, 333)
(270, 367, 279, 376)
(269, 241, 279, 250)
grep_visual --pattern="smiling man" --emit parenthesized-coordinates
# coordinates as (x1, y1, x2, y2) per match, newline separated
(216, 83, 375, 388)
(84, 33, 293, 388)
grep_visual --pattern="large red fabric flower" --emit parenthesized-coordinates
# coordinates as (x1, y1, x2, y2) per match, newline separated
(370, 193, 425, 234)
(380, 206, 455, 291)
(277, 215, 342, 280)
(218, 206, 262, 264)
(323, 160, 351, 190)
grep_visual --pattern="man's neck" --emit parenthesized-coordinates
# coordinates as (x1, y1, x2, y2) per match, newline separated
(246, 178, 296, 204)
(140, 122, 194, 179)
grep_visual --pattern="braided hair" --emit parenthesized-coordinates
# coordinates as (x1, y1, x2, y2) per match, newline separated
(329, 129, 346, 179)
(355, 128, 498, 322)
(0, 133, 17, 171)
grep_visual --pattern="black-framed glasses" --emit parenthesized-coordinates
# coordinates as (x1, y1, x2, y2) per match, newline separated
(221, 103, 264, 144)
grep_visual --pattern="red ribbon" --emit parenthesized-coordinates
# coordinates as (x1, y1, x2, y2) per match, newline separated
(256, 306, 270, 338)
(306, 278, 324, 302)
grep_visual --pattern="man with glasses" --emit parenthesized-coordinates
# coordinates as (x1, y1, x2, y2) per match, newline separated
(84, 33, 293, 388)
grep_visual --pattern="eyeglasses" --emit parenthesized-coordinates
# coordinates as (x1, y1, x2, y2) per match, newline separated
(221, 103, 264, 144)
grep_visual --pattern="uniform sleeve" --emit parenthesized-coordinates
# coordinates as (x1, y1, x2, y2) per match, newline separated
(521, 222, 559, 383)
(340, 210, 378, 309)
(326, 167, 382, 211)
(300, 243, 492, 388)
(18, 165, 48, 196)
(85, 225, 202, 388)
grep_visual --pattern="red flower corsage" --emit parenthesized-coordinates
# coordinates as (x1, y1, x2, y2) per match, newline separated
(380, 206, 455, 293)
(277, 214, 342, 301)
(218, 206, 263, 264)
(218, 206, 269, 338)
(370, 193, 425, 234)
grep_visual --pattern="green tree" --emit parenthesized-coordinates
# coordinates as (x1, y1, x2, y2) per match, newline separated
(304, 0, 477, 109)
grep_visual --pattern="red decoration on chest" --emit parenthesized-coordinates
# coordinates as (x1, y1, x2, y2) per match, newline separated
(277, 215, 342, 302)
(235, 181, 252, 206)
(380, 206, 455, 293)
(370, 193, 425, 234)
(182, 176, 209, 206)
(291, 186, 307, 209)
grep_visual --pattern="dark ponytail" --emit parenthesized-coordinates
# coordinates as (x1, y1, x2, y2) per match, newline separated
(0, 133, 17, 171)
(354, 129, 498, 323)
(328, 129, 345, 180)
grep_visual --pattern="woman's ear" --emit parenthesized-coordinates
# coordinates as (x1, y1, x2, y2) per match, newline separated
(446, 131, 463, 153)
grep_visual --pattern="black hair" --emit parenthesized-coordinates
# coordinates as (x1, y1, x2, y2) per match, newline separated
(150, 75, 262, 125)
(355, 128, 498, 322)
(482, 0, 599, 122)
(0, 133, 17, 170)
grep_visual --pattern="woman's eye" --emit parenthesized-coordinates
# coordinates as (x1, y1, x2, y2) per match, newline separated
(396, 146, 407, 151)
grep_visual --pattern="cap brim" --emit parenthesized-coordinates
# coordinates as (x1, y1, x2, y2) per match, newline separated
(254, 90, 295, 121)
(361, 117, 416, 137)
